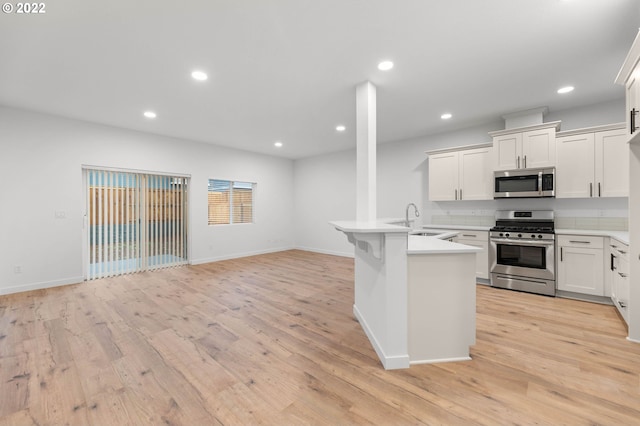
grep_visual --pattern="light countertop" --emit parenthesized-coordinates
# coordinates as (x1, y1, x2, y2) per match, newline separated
(556, 229, 629, 245)
(330, 218, 409, 233)
(407, 235, 481, 255)
(421, 224, 491, 231)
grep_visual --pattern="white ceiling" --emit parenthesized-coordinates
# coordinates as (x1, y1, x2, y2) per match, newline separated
(1, 0, 639, 159)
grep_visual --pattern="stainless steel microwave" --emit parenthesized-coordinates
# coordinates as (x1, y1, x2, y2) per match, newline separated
(494, 167, 555, 198)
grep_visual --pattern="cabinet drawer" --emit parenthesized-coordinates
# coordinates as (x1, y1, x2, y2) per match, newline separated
(609, 238, 629, 260)
(454, 230, 488, 242)
(557, 235, 604, 249)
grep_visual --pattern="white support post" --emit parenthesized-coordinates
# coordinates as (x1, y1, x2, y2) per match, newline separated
(356, 81, 377, 223)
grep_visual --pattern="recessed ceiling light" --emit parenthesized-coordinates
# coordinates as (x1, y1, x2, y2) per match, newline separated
(191, 70, 208, 81)
(557, 86, 574, 94)
(377, 61, 394, 71)
(336, 125, 346, 132)
(441, 113, 452, 120)
(274, 141, 283, 148)
(143, 111, 157, 119)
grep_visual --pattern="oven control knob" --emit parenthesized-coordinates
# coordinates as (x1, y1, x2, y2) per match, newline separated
(538, 235, 543, 239)
(517, 233, 522, 238)
(499, 233, 504, 237)
(505, 233, 510, 237)
(531, 234, 536, 239)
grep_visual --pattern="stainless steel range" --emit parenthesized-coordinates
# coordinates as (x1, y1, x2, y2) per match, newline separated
(489, 210, 556, 296)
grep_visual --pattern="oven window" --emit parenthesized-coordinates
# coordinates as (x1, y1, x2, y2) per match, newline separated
(495, 176, 538, 193)
(497, 244, 546, 269)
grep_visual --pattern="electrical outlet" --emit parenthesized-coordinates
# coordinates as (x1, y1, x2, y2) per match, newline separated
(55, 210, 66, 219)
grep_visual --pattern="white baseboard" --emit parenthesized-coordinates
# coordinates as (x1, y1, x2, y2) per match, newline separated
(0, 276, 84, 296)
(295, 246, 354, 258)
(410, 356, 472, 365)
(190, 246, 295, 265)
(353, 304, 410, 370)
(627, 336, 640, 344)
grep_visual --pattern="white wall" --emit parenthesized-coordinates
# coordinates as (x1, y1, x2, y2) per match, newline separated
(293, 99, 628, 254)
(0, 106, 294, 294)
(293, 149, 356, 256)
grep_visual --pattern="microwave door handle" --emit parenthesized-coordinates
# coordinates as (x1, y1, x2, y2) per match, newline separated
(538, 172, 543, 195)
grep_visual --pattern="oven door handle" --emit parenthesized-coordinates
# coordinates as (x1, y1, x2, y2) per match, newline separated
(491, 238, 555, 246)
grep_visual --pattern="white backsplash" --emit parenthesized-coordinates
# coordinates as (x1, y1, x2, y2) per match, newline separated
(427, 197, 629, 231)
(431, 214, 627, 231)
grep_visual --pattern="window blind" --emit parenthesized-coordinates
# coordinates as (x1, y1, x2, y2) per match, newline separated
(208, 179, 254, 225)
(86, 169, 189, 280)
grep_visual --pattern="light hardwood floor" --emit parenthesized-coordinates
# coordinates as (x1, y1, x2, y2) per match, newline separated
(1, 250, 639, 425)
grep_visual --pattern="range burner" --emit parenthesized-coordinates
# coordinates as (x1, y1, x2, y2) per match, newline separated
(491, 225, 554, 234)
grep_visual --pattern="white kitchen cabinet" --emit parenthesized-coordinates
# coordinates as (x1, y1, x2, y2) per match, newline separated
(556, 124, 628, 198)
(427, 145, 492, 201)
(453, 231, 489, 280)
(490, 122, 560, 171)
(609, 238, 630, 324)
(615, 29, 640, 341)
(616, 33, 640, 142)
(557, 235, 604, 296)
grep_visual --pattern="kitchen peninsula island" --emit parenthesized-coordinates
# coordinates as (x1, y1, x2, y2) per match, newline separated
(331, 220, 479, 369)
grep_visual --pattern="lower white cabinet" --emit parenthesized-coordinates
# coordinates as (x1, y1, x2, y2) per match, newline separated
(453, 231, 489, 280)
(609, 238, 630, 324)
(557, 235, 604, 296)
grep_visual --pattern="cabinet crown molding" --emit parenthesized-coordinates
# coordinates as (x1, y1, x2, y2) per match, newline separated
(556, 122, 625, 138)
(488, 120, 561, 138)
(425, 142, 492, 156)
(615, 29, 640, 85)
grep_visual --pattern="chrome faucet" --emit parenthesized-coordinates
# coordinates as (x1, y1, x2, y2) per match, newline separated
(405, 203, 420, 228)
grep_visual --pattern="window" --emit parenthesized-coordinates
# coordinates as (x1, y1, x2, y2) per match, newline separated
(85, 168, 189, 280)
(208, 179, 254, 225)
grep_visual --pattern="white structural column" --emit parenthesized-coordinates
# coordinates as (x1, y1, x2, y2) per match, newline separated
(356, 81, 376, 222)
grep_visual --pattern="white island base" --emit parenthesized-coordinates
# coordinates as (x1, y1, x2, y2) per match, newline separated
(332, 220, 479, 369)
(408, 250, 476, 364)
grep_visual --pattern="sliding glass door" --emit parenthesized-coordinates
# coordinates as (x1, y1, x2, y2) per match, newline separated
(84, 168, 189, 280)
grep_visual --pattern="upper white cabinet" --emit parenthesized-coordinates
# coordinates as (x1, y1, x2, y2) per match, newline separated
(489, 122, 561, 171)
(615, 30, 640, 142)
(555, 124, 628, 198)
(427, 145, 492, 201)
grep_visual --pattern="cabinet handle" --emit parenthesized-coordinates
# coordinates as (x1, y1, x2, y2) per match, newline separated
(560, 247, 563, 262)
(524, 155, 527, 168)
(619, 250, 627, 254)
(460, 188, 462, 200)
(462, 234, 477, 237)
(598, 182, 601, 197)
(454, 189, 458, 200)
(569, 240, 591, 244)
(631, 108, 638, 134)
(619, 300, 627, 309)
(589, 183, 593, 197)
(517, 156, 520, 169)
(618, 272, 628, 278)
(611, 254, 616, 271)
(610, 244, 618, 248)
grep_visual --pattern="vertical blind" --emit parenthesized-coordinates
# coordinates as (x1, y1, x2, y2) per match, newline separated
(86, 169, 189, 280)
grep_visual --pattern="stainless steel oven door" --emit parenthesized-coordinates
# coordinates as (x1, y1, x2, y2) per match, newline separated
(489, 238, 555, 281)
